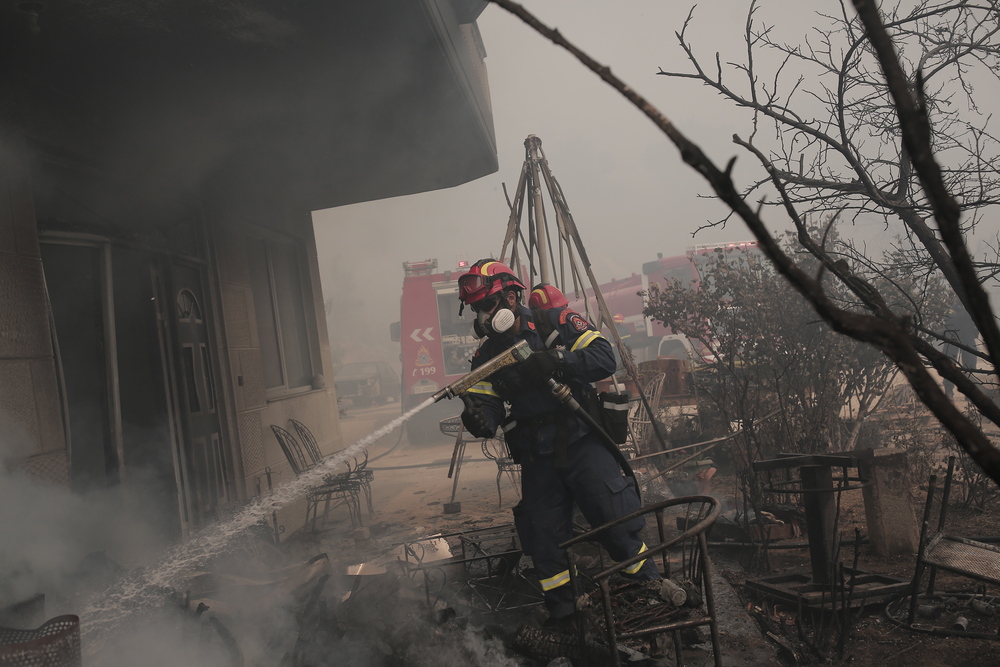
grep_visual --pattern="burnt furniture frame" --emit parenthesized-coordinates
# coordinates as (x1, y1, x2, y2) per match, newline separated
(755, 454, 868, 588)
(907, 456, 1000, 630)
(746, 454, 908, 609)
(561, 496, 723, 667)
(397, 524, 544, 616)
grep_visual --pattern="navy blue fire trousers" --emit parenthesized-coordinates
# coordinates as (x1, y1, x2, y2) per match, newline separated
(512, 433, 661, 620)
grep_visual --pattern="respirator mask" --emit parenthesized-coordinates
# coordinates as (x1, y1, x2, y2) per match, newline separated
(472, 292, 516, 339)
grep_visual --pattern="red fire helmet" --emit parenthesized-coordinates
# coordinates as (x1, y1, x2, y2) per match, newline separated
(528, 283, 569, 310)
(457, 259, 525, 307)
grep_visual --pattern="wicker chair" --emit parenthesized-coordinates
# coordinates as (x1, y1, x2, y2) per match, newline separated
(0, 615, 81, 667)
(270, 424, 362, 530)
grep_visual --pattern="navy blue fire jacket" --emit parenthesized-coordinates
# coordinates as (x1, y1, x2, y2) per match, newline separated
(466, 305, 615, 458)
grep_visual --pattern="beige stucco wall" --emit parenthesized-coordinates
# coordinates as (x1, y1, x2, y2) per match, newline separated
(212, 213, 344, 534)
(0, 137, 68, 484)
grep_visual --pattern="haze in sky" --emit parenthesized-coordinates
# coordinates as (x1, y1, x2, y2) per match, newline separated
(311, 1, 997, 372)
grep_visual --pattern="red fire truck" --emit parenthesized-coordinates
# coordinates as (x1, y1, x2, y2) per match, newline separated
(567, 241, 761, 363)
(391, 258, 482, 441)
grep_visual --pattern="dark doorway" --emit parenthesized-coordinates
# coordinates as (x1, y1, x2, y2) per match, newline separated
(41, 240, 225, 537)
(40, 243, 116, 493)
(113, 247, 181, 538)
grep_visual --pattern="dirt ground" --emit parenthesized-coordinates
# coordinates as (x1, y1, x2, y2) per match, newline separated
(289, 403, 1000, 666)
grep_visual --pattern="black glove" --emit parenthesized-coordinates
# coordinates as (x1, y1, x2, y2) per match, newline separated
(461, 395, 494, 438)
(521, 349, 568, 382)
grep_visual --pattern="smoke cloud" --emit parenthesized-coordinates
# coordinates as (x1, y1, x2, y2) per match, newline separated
(0, 419, 175, 617)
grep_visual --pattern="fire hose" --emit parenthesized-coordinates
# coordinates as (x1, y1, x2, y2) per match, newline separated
(429, 339, 638, 496)
(543, 376, 639, 498)
(429, 340, 534, 403)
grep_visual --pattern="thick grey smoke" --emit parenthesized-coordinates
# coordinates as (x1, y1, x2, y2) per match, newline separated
(0, 417, 174, 616)
(0, 417, 249, 667)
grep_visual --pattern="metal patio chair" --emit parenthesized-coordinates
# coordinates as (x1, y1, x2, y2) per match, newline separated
(290, 418, 375, 516)
(562, 495, 723, 667)
(481, 434, 520, 508)
(397, 524, 544, 617)
(270, 424, 362, 530)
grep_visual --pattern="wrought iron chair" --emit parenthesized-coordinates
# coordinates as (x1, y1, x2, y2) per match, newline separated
(270, 424, 362, 530)
(562, 495, 723, 667)
(481, 434, 520, 508)
(290, 418, 375, 516)
(396, 524, 544, 617)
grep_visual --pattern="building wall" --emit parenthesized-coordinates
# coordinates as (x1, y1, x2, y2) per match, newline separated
(0, 134, 345, 536)
(0, 136, 68, 483)
(212, 211, 344, 533)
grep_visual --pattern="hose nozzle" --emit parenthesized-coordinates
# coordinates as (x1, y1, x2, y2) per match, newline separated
(430, 340, 532, 403)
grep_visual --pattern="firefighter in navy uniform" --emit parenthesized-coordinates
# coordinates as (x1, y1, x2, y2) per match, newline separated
(457, 261, 659, 627)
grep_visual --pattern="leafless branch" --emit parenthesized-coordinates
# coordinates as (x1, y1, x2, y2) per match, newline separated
(490, 0, 1000, 484)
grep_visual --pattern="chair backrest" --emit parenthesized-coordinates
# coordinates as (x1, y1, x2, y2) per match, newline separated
(354, 448, 369, 472)
(481, 435, 511, 463)
(562, 496, 722, 667)
(640, 372, 666, 412)
(562, 495, 720, 584)
(439, 416, 463, 436)
(271, 424, 310, 476)
(289, 419, 323, 465)
(645, 372, 666, 408)
(0, 614, 81, 667)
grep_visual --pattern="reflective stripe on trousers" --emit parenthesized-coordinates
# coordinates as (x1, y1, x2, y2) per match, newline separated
(621, 542, 649, 575)
(539, 568, 572, 591)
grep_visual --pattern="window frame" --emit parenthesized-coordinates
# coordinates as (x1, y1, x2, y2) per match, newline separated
(248, 234, 320, 399)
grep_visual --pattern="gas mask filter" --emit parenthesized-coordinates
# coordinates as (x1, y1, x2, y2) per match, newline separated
(489, 307, 516, 334)
(473, 299, 516, 339)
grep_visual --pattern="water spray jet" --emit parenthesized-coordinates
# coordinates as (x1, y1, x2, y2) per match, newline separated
(79, 341, 535, 642)
(80, 397, 436, 641)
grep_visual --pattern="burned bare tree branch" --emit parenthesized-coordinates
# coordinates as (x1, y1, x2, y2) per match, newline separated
(657, 1, 1000, 330)
(490, 0, 1000, 485)
(851, 0, 1000, 380)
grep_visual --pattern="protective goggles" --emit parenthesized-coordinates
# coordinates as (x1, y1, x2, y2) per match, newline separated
(458, 273, 488, 302)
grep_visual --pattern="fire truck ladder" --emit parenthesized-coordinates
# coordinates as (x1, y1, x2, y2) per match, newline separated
(498, 134, 669, 455)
